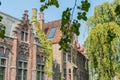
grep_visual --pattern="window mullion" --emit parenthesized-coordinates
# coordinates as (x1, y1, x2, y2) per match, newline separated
(22, 63, 24, 80)
(40, 71, 42, 80)
(23, 32, 26, 41)
(0, 58, 1, 65)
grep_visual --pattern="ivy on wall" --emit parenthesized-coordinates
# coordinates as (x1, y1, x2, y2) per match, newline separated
(35, 21, 53, 77)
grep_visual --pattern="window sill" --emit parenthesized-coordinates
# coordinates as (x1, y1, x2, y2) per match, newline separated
(20, 41, 29, 44)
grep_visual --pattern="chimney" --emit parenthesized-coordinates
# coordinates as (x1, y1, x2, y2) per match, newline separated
(39, 12, 44, 31)
(31, 8, 37, 22)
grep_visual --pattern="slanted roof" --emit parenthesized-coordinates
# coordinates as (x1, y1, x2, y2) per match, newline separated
(44, 20, 62, 44)
(0, 11, 20, 37)
(76, 43, 88, 59)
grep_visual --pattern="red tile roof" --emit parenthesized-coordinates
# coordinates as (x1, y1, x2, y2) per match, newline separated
(76, 43, 86, 56)
(44, 20, 88, 58)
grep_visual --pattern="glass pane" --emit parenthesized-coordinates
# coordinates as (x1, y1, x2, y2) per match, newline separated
(23, 70, 27, 80)
(5, 48, 10, 55)
(0, 75, 3, 80)
(24, 62, 27, 69)
(0, 67, 4, 75)
(18, 62, 22, 68)
(48, 27, 56, 39)
(63, 53, 66, 62)
(68, 55, 71, 62)
(21, 31, 24, 41)
(41, 72, 44, 80)
(25, 33, 28, 41)
(17, 69, 22, 75)
(64, 69, 66, 73)
(0, 47, 4, 54)
(17, 76, 21, 80)
(37, 72, 40, 80)
(23, 70, 27, 76)
(41, 66, 44, 71)
(1, 59, 6, 66)
(64, 74, 66, 80)
(0, 67, 4, 80)
(37, 65, 41, 70)
(23, 76, 26, 80)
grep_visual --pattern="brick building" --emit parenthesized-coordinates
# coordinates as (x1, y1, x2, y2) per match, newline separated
(0, 11, 45, 80)
(76, 44, 89, 80)
(0, 9, 89, 80)
(43, 10, 89, 80)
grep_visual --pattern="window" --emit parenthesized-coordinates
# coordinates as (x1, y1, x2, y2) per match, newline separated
(0, 58, 6, 80)
(5, 48, 10, 56)
(63, 69, 66, 80)
(63, 53, 66, 62)
(68, 51, 71, 62)
(36, 64, 44, 80)
(21, 29, 28, 42)
(17, 61, 27, 80)
(1, 59, 6, 66)
(69, 69, 71, 74)
(0, 67, 5, 80)
(0, 47, 4, 54)
(21, 31, 24, 41)
(48, 27, 56, 39)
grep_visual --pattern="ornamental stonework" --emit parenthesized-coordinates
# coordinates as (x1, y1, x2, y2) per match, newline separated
(18, 42, 29, 60)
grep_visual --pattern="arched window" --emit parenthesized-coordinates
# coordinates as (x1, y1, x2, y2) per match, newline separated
(21, 28, 28, 42)
(5, 48, 10, 55)
(0, 47, 4, 54)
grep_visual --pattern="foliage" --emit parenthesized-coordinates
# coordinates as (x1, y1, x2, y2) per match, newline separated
(36, 23, 53, 76)
(87, 2, 116, 28)
(84, 1, 120, 80)
(85, 22, 120, 80)
(0, 2, 6, 39)
(0, 16, 5, 39)
(31, 20, 53, 76)
(40, 0, 90, 52)
(115, 5, 120, 16)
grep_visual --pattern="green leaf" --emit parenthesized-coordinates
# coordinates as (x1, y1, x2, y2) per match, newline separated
(115, 5, 120, 16)
(40, 0, 45, 2)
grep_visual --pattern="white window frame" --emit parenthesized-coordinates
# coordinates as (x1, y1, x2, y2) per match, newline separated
(0, 57, 7, 80)
(21, 29, 28, 42)
(17, 60, 27, 80)
(36, 64, 44, 80)
(0, 57, 7, 67)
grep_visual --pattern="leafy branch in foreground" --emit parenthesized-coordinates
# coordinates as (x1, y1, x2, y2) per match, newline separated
(0, 1, 5, 39)
(0, 16, 5, 39)
(40, 0, 90, 51)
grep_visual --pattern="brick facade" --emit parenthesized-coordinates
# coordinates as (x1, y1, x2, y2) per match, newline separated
(0, 9, 89, 80)
(0, 11, 45, 80)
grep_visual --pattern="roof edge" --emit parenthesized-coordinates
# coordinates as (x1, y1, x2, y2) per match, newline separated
(0, 11, 20, 21)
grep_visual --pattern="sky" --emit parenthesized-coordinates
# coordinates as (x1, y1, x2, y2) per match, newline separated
(0, 0, 113, 45)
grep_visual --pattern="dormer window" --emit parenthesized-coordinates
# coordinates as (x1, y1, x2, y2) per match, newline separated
(48, 27, 56, 39)
(21, 28, 28, 42)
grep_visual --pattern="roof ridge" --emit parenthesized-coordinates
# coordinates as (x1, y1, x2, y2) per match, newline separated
(0, 11, 20, 21)
(45, 19, 61, 24)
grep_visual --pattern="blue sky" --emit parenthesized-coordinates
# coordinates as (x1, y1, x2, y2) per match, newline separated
(0, 0, 113, 45)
